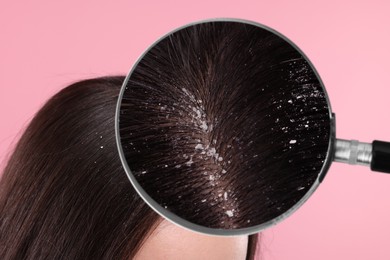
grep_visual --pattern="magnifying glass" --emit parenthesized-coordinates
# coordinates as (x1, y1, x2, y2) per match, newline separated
(115, 18, 390, 236)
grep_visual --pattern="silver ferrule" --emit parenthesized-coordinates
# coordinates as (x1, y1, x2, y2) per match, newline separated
(334, 139, 372, 166)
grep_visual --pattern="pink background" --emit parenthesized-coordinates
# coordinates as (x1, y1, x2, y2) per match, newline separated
(1, 1, 390, 259)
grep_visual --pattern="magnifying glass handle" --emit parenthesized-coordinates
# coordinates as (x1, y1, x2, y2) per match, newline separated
(371, 140, 390, 173)
(334, 139, 390, 174)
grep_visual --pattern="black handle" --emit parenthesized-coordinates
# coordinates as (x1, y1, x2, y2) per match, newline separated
(370, 140, 390, 173)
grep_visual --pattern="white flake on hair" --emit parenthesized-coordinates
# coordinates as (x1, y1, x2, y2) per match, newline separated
(225, 210, 234, 217)
(206, 147, 216, 157)
(224, 192, 228, 200)
(181, 87, 196, 103)
(193, 107, 201, 117)
(185, 156, 194, 166)
(200, 121, 208, 131)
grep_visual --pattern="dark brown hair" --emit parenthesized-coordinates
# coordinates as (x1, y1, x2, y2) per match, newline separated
(0, 76, 259, 259)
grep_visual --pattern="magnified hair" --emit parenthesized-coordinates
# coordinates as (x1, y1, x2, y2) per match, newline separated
(119, 20, 331, 230)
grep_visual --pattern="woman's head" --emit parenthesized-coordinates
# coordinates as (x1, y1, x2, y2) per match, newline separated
(0, 76, 258, 259)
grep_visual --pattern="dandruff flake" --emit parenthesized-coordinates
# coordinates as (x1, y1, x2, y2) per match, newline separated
(195, 143, 204, 150)
(185, 157, 194, 166)
(223, 192, 228, 200)
(225, 210, 234, 217)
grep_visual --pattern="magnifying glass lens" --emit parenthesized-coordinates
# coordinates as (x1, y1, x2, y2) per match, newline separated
(117, 19, 332, 235)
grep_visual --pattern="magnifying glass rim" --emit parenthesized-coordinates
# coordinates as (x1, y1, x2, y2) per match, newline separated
(115, 17, 335, 236)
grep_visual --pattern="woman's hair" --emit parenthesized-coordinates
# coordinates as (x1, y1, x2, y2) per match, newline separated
(119, 20, 330, 229)
(0, 76, 259, 259)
